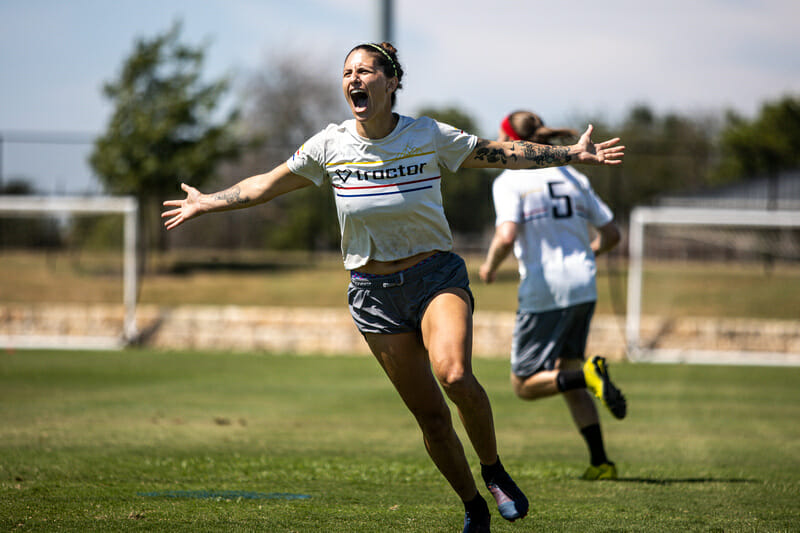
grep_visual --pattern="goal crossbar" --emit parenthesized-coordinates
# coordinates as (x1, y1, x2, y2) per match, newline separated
(626, 206, 800, 366)
(0, 195, 138, 350)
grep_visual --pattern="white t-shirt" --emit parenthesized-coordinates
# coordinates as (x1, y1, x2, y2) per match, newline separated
(492, 165, 614, 312)
(287, 115, 478, 270)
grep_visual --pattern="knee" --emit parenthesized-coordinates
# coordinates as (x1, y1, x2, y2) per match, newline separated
(512, 379, 531, 399)
(437, 366, 476, 399)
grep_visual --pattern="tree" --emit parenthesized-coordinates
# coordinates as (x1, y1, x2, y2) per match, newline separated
(580, 105, 718, 219)
(177, 53, 350, 252)
(0, 179, 61, 248)
(90, 22, 241, 255)
(715, 95, 800, 182)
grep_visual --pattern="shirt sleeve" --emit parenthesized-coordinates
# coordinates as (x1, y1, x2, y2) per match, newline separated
(285, 128, 329, 187)
(569, 167, 614, 227)
(431, 119, 479, 172)
(492, 173, 523, 226)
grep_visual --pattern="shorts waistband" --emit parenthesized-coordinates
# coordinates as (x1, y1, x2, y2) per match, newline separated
(349, 252, 452, 288)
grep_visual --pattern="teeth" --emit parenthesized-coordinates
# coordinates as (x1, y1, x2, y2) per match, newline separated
(350, 89, 368, 108)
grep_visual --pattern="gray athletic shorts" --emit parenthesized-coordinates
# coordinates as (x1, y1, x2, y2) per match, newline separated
(347, 252, 474, 335)
(511, 301, 595, 378)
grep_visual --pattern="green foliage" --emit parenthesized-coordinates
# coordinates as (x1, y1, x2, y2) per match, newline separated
(90, 22, 241, 251)
(193, 54, 350, 252)
(68, 215, 124, 251)
(262, 185, 339, 251)
(416, 106, 495, 236)
(715, 95, 800, 181)
(2, 351, 799, 531)
(579, 105, 718, 218)
(0, 180, 62, 248)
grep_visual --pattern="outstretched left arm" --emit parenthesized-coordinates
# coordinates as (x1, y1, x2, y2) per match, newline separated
(461, 124, 624, 169)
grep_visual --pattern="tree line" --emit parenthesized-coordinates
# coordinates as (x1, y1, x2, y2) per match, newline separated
(4, 24, 799, 258)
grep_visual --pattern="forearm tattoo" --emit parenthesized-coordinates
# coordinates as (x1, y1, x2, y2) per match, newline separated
(473, 140, 572, 168)
(214, 185, 249, 205)
(518, 142, 571, 166)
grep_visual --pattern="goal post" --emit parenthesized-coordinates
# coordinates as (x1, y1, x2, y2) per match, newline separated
(626, 206, 800, 366)
(0, 195, 138, 349)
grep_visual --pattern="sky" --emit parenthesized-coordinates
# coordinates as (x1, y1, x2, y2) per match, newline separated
(1, 0, 798, 194)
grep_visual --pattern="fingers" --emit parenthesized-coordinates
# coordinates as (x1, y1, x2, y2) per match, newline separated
(602, 145, 625, 155)
(161, 184, 195, 231)
(593, 135, 625, 165)
(602, 147, 625, 161)
(164, 214, 183, 230)
(596, 137, 621, 149)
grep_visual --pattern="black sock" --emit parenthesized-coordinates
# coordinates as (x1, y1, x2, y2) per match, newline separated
(580, 423, 609, 466)
(480, 455, 504, 481)
(464, 491, 489, 516)
(556, 370, 586, 392)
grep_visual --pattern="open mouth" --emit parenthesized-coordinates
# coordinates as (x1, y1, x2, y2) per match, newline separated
(350, 89, 368, 111)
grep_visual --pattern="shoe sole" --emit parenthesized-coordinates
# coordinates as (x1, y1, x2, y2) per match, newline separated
(592, 357, 627, 419)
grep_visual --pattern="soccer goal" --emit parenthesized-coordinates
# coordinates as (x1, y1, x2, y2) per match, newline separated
(0, 195, 138, 350)
(626, 206, 800, 366)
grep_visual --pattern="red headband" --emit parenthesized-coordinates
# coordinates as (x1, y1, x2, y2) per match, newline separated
(500, 115, 521, 141)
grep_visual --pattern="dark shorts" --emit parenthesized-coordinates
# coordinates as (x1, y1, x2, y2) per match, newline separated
(347, 252, 474, 335)
(511, 301, 595, 378)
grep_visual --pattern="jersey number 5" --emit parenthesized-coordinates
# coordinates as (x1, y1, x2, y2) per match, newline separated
(547, 181, 573, 219)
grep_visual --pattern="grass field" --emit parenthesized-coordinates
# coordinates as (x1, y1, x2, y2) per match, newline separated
(2, 349, 799, 532)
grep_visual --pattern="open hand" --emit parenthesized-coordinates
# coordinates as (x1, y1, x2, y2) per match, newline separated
(162, 183, 203, 230)
(575, 125, 625, 165)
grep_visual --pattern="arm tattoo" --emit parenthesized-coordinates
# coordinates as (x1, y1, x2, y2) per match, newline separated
(472, 139, 572, 168)
(473, 139, 513, 165)
(214, 185, 250, 205)
(520, 142, 572, 166)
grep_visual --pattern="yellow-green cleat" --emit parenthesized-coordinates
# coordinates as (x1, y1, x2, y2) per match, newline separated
(582, 462, 618, 481)
(583, 355, 627, 419)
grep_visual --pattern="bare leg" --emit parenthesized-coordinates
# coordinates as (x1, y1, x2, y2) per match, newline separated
(364, 330, 478, 501)
(419, 288, 529, 521)
(420, 288, 498, 465)
(511, 358, 599, 429)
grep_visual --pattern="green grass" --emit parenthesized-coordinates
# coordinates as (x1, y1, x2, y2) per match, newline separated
(2, 349, 799, 531)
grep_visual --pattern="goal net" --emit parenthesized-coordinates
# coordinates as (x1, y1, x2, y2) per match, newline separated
(0, 195, 138, 350)
(626, 206, 800, 366)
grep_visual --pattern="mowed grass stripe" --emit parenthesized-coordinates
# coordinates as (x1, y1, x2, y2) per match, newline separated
(1, 349, 799, 531)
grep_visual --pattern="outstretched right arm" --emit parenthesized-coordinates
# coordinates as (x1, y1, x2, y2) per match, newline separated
(161, 163, 313, 230)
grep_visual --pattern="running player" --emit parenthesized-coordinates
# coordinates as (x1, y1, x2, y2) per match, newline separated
(163, 45, 624, 532)
(480, 110, 627, 483)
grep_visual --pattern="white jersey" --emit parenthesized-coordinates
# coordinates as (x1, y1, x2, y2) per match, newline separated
(492, 166, 614, 312)
(287, 115, 477, 270)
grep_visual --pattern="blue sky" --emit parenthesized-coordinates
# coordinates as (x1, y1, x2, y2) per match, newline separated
(1, 0, 798, 193)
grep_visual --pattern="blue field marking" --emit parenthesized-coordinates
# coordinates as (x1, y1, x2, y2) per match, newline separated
(138, 490, 311, 500)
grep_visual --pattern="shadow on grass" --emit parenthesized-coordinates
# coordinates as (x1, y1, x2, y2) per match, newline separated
(614, 477, 756, 485)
